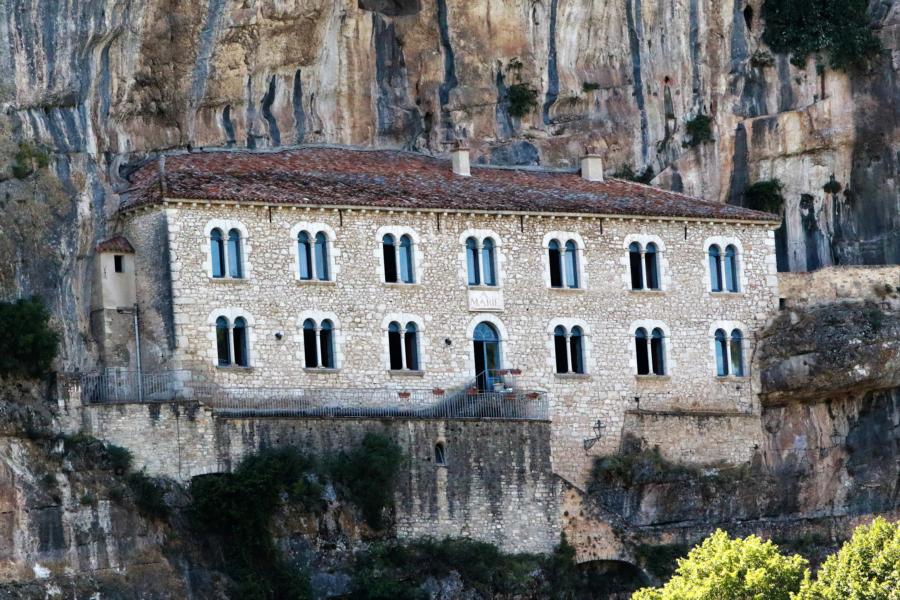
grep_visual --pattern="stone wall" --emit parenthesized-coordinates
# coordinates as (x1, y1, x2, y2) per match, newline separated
(778, 265, 900, 309)
(622, 409, 762, 465)
(131, 202, 777, 486)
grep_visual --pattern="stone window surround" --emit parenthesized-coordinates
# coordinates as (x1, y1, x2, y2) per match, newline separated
(458, 228, 505, 288)
(376, 225, 423, 285)
(289, 222, 340, 283)
(707, 320, 749, 379)
(206, 308, 256, 368)
(381, 313, 427, 373)
(296, 310, 343, 370)
(628, 319, 673, 377)
(541, 231, 587, 290)
(465, 314, 510, 376)
(546, 318, 593, 376)
(622, 233, 669, 292)
(703, 236, 746, 294)
(203, 219, 251, 280)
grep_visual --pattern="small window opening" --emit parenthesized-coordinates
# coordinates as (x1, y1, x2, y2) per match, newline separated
(434, 442, 446, 466)
(113, 255, 124, 273)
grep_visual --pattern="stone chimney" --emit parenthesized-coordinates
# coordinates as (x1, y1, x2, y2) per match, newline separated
(580, 145, 604, 182)
(451, 141, 471, 177)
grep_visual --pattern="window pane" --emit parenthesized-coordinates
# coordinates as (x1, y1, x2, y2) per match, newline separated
(635, 328, 649, 375)
(215, 316, 230, 366)
(651, 328, 665, 375)
(320, 320, 334, 368)
(644, 243, 659, 290)
(382, 235, 398, 282)
(482, 238, 496, 286)
(388, 323, 403, 370)
(730, 329, 744, 376)
(404, 323, 419, 370)
(709, 245, 722, 292)
(570, 327, 584, 374)
(303, 319, 318, 367)
(399, 235, 414, 283)
(725, 245, 738, 292)
(629, 243, 643, 290)
(298, 232, 312, 280)
(434, 443, 446, 465)
(211, 229, 225, 278)
(715, 329, 728, 376)
(466, 237, 480, 285)
(233, 317, 248, 367)
(227, 229, 243, 278)
(564, 240, 579, 288)
(548, 240, 563, 288)
(315, 232, 329, 281)
(553, 326, 568, 373)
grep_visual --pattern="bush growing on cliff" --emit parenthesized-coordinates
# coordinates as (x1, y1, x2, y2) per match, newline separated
(328, 432, 404, 530)
(632, 530, 808, 600)
(761, 0, 882, 70)
(795, 517, 900, 599)
(744, 179, 786, 214)
(0, 297, 59, 379)
(506, 83, 539, 118)
(682, 114, 714, 148)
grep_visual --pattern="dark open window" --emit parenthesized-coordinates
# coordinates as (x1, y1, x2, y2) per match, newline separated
(404, 322, 419, 370)
(570, 326, 584, 374)
(434, 442, 446, 466)
(232, 317, 248, 367)
(320, 320, 334, 368)
(548, 240, 563, 287)
(635, 328, 650, 375)
(114, 255, 124, 273)
(303, 319, 318, 367)
(388, 321, 403, 370)
(553, 325, 568, 373)
(629, 242, 643, 290)
(644, 243, 659, 290)
(215, 316, 231, 366)
(730, 329, 744, 376)
(650, 328, 665, 375)
(383, 235, 398, 283)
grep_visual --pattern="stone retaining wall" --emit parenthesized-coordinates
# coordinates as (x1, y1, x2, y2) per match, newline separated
(778, 266, 900, 309)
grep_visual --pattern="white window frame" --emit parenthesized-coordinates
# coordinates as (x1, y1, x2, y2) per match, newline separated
(542, 231, 587, 290)
(207, 308, 256, 368)
(623, 234, 668, 292)
(296, 310, 343, 370)
(376, 225, 423, 285)
(703, 236, 745, 294)
(203, 219, 251, 280)
(708, 320, 749, 378)
(290, 222, 339, 283)
(546, 318, 592, 376)
(381, 313, 427, 372)
(629, 319, 672, 376)
(465, 314, 509, 377)
(458, 229, 505, 288)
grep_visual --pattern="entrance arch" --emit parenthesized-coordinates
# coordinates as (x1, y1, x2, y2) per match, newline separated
(473, 321, 502, 391)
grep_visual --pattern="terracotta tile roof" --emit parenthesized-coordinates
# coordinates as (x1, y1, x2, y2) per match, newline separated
(96, 235, 135, 254)
(120, 147, 779, 223)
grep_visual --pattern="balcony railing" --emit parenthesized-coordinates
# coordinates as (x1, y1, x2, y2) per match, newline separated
(77, 370, 548, 422)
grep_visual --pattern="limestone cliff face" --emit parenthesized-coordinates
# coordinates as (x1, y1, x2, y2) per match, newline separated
(1, 3, 898, 351)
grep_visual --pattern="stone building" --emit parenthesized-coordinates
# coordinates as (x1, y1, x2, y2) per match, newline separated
(96, 145, 779, 488)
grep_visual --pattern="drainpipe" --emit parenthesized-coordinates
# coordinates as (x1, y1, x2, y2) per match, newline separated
(133, 303, 143, 402)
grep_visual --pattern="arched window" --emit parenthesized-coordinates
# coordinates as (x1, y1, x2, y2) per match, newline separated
(232, 317, 248, 367)
(320, 320, 335, 368)
(553, 325, 568, 373)
(210, 229, 226, 278)
(215, 316, 230, 365)
(482, 238, 497, 286)
(629, 242, 643, 290)
(650, 328, 666, 375)
(564, 240, 579, 288)
(730, 329, 744, 376)
(570, 326, 585, 374)
(644, 243, 659, 290)
(466, 237, 480, 285)
(725, 245, 739, 292)
(714, 328, 729, 376)
(399, 235, 415, 283)
(404, 322, 419, 370)
(302, 319, 318, 367)
(314, 232, 329, 281)
(297, 231, 312, 280)
(387, 321, 403, 370)
(708, 244, 723, 292)
(434, 442, 447, 466)
(635, 327, 650, 375)
(548, 240, 563, 288)
(227, 229, 243, 278)
(382, 234, 398, 283)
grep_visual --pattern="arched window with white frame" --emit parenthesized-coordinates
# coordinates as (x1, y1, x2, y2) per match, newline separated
(544, 233, 585, 290)
(212, 312, 252, 367)
(549, 319, 590, 375)
(466, 237, 480, 285)
(705, 238, 742, 293)
(292, 224, 336, 282)
(462, 232, 501, 287)
(227, 229, 243, 278)
(710, 323, 747, 378)
(708, 244, 723, 292)
(634, 324, 667, 376)
(379, 227, 420, 285)
(301, 315, 338, 369)
(482, 238, 497, 286)
(205, 220, 249, 280)
(627, 239, 663, 291)
(210, 229, 226, 278)
(385, 316, 423, 372)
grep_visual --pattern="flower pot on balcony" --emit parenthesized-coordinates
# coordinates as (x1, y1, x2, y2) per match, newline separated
(398, 391, 411, 399)
(432, 388, 445, 396)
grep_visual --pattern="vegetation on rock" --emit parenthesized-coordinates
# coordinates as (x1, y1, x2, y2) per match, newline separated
(612, 164, 655, 184)
(328, 432, 404, 529)
(761, 0, 882, 70)
(0, 297, 59, 378)
(682, 114, 714, 148)
(744, 179, 786, 214)
(506, 83, 539, 118)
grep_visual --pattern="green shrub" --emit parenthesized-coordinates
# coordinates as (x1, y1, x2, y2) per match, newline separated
(506, 83, 539, 118)
(329, 432, 403, 530)
(10, 142, 50, 179)
(0, 297, 59, 379)
(682, 114, 714, 148)
(582, 82, 600, 92)
(795, 517, 900, 599)
(744, 179, 786, 214)
(761, 0, 882, 70)
(632, 530, 808, 600)
(612, 164, 655, 184)
(635, 543, 690, 581)
(127, 471, 169, 520)
(79, 493, 95, 506)
(106, 444, 133, 473)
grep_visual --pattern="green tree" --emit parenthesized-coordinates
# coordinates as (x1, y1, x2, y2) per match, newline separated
(0, 297, 59, 378)
(794, 517, 900, 600)
(633, 530, 808, 600)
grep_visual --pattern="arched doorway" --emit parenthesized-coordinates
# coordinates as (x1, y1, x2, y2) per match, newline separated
(473, 322, 502, 391)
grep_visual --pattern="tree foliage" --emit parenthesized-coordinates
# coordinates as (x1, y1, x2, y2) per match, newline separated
(795, 517, 900, 600)
(0, 297, 59, 378)
(632, 530, 808, 600)
(761, 0, 882, 70)
(744, 179, 786, 214)
(328, 432, 404, 530)
(683, 114, 714, 148)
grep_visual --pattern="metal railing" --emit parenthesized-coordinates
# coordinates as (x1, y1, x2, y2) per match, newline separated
(80, 370, 188, 404)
